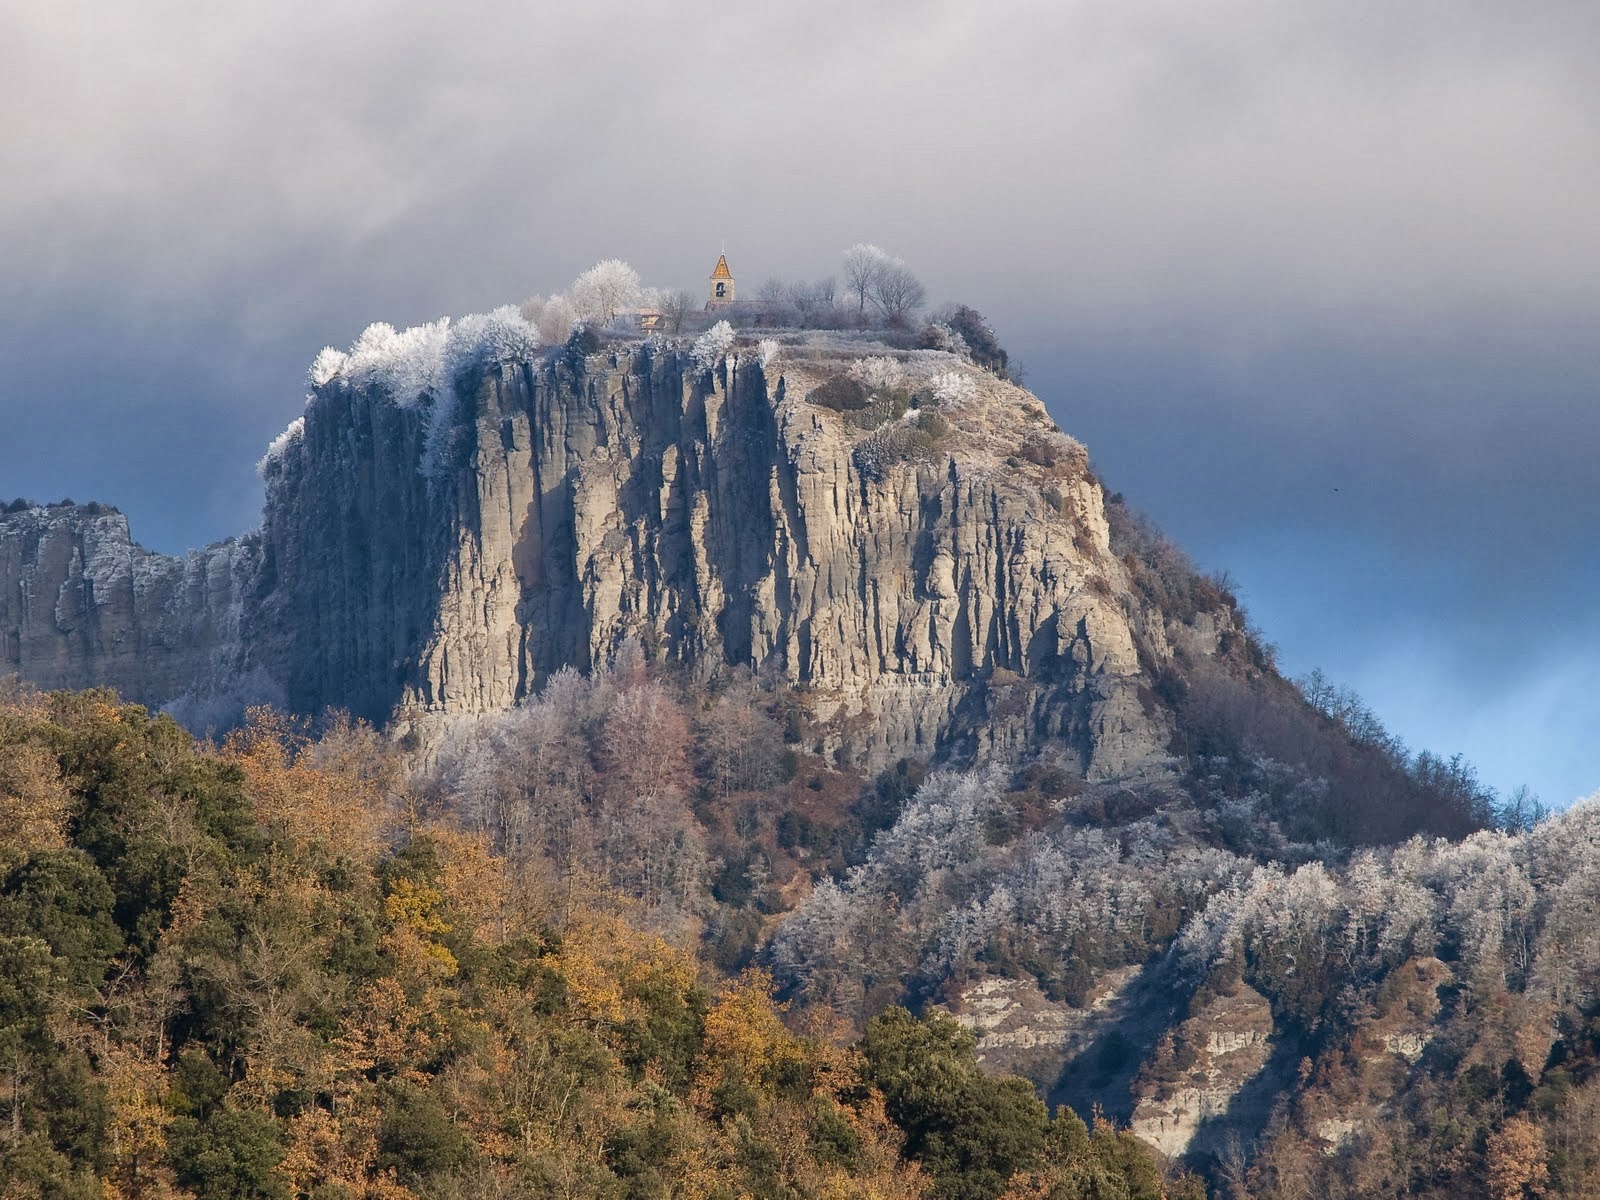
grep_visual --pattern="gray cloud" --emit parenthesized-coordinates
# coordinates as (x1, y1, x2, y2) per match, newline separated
(7, 1, 1598, 320)
(2, 0, 1595, 802)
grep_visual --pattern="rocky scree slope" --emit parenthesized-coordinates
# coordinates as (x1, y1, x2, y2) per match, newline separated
(0, 335, 1244, 773)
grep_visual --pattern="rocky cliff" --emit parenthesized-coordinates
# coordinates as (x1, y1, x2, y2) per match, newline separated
(2, 335, 1228, 773)
(0, 504, 270, 720)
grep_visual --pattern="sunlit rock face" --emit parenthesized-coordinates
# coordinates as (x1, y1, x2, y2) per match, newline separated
(1129, 982, 1279, 1159)
(2, 339, 1236, 774)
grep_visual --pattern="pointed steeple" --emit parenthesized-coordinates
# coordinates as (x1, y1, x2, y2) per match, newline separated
(708, 253, 735, 305)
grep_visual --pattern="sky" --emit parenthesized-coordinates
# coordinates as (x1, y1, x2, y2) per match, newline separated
(2, 0, 1595, 807)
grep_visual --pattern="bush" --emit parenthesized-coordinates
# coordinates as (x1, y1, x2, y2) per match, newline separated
(916, 409, 950, 441)
(809, 376, 871, 412)
(852, 411, 952, 481)
(170, 1107, 288, 1200)
(935, 306, 1009, 377)
(845, 386, 912, 430)
(1016, 433, 1086, 476)
(376, 1083, 475, 1180)
(563, 326, 601, 378)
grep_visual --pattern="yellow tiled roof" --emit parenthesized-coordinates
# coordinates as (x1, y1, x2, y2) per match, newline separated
(710, 255, 733, 280)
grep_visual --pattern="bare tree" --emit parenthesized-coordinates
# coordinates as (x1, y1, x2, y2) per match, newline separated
(659, 289, 697, 334)
(870, 262, 926, 327)
(791, 277, 838, 324)
(844, 245, 924, 326)
(843, 243, 892, 318)
(1216, 1131, 1253, 1200)
(756, 277, 797, 324)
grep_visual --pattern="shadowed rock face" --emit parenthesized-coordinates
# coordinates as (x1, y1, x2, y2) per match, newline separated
(0, 505, 266, 719)
(1, 340, 1229, 774)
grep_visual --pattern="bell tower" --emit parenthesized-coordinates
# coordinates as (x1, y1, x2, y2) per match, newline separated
(708, 254, 735, 306)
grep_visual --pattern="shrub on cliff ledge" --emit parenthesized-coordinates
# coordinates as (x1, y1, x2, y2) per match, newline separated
(846, 387, 912, 431)
(852, 410, 951, 480)
(809, 376, 871, 412)
(948, 307, 1008, 376)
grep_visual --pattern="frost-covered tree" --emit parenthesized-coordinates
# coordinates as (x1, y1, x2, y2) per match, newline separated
(928, 370, 979, 407)
(308, 346, 348, 387)
(418, 306, 539, 476)
(842, 245, 924, 326)
(848, 356, 906, 391)
(531, 294, 577, 344)
(342, 318, 450, 405)
(692, 320, 735, 370)
(770, 767, 1241, 1012)
(300, 306, 539, 479)
(445, 306, 540, 375)
(568, 258, 642, 326)
(256, 417, 305, 476)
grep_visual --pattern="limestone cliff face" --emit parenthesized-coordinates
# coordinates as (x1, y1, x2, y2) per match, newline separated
(0, 505, 266, 718)
(3, 338, 1213, 773)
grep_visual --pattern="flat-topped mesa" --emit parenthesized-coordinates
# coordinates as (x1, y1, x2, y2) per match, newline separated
(2, 333, 1244, 776)
(255, 334, 1216, 775)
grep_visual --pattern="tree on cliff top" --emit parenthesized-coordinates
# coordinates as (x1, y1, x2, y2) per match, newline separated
(569, 258, 642, 326)
(872, 262, 927, 327)
(844, 244, 894, 317)
(843, 244, 926, 327)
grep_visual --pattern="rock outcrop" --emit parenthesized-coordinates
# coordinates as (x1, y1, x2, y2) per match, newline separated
(2, 336, 1225, 773)
(0, 505, 272, 722)
(949, 966, 1150, 1095)
(1130, 981, 1281, 1159)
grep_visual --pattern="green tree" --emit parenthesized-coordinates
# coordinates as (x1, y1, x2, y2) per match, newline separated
(169, 1106, 289, 1199)
(863, 1008, 1048, 1200)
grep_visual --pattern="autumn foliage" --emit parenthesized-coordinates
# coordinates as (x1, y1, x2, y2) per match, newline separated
(0, 689, 1181, 1200)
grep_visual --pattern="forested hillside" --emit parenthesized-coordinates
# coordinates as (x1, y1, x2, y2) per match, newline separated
(3, 653, 1593, 1197)
(405, 619, 1592, 1199)
(0, 685, 1190, 1199)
